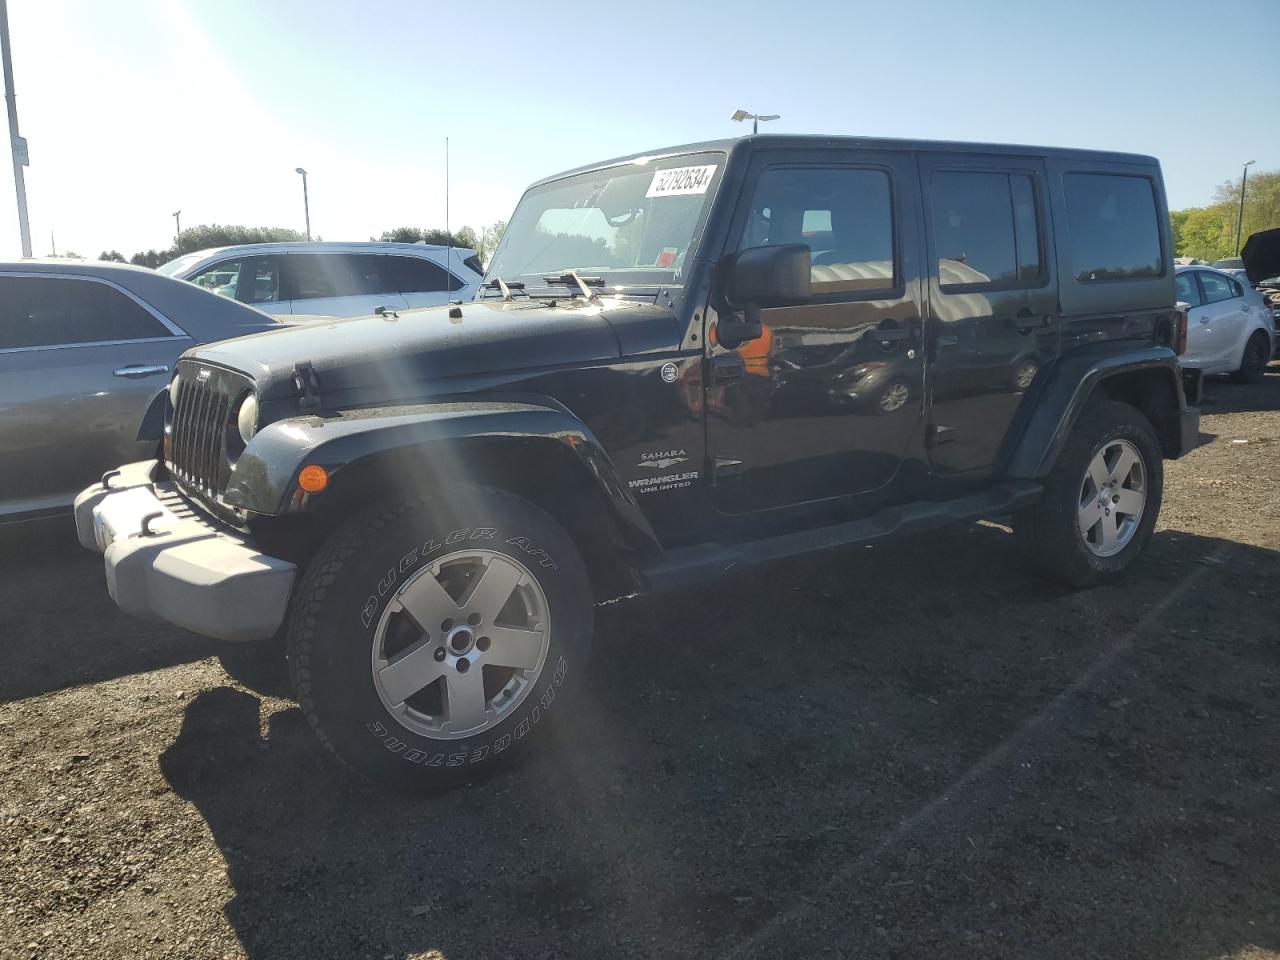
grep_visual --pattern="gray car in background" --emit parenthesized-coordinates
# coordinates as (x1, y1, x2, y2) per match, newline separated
(0, 260, 282, 522)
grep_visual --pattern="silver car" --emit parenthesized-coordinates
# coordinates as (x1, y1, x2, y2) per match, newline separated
(0, 260, 280, 522)
(157, 242, 484, 318)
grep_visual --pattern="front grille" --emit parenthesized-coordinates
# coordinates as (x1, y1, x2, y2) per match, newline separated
(166, 360, 254, 509)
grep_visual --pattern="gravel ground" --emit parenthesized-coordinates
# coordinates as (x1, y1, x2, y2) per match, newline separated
(2, 367, 1279, 960)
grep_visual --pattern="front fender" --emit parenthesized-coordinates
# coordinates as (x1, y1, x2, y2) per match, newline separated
(222, 395, 660, 554)
(1006, 344, 1192, 478)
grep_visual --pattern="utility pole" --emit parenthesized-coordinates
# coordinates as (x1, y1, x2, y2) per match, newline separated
(1, 0, 32, 257)
(172, 210, 181, 251)
(295, 167, 311, 241)
(1235, 160, 1255, 256)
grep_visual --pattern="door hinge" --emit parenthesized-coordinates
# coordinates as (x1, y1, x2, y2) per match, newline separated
(294, 362, 323, 414)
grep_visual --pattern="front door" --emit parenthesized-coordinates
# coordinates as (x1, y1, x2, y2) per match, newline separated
(707, 152, 926, 515)
(919, 153, 1060, 476)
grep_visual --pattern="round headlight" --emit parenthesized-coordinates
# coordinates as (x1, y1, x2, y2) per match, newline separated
(237, 393, 259, 442)
(169, 376, 181, 409)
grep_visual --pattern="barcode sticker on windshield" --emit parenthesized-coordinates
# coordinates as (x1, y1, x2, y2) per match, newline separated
(645, 165, 717, 198)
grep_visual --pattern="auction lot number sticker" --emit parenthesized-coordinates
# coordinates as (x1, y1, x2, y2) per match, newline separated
(646, 165, 717, 198)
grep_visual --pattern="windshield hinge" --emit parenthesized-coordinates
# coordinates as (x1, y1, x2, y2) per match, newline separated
(293, 362, 323, 415)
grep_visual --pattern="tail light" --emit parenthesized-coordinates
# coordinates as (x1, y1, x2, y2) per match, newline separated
(1173, 304, 1189, 356)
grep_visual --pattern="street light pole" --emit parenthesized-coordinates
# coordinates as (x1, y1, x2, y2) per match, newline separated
(730, 109, 780, 135)
(1235, 160, 1255, 256)
(1, 0, 32, 258)
(172, 210, 181, 252)
(295, 167, 311, 241)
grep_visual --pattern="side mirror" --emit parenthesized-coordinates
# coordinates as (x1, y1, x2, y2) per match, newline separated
(718, 244, 811, 348)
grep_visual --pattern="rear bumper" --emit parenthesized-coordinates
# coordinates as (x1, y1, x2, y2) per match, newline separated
(74, 461, 295, 642)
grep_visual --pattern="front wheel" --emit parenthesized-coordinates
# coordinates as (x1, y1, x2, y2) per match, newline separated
(288, 486, 592, 787)
(1015, 400, 1163, 588)
(1232, 330, 1271, 384)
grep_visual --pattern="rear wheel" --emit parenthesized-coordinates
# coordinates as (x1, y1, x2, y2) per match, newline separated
(1016, 400, 1163, 588)
(1232, 330, 1270, 383)
(288, 485, 592, 786)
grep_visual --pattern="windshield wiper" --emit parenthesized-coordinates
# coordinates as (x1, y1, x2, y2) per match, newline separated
(482, 276, 527, 301)
(542, 271, 603, 305)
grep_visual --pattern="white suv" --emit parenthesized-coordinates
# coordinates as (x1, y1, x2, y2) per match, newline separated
(158, 242, 483, 318)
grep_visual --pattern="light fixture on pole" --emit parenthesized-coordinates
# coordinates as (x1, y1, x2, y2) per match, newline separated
(1235, 160, 1255, 255)
(1, 0, 32, 258)
(295, 167, 311, 241)
(172, 210, 181, 251)
(730, 109, 780, 135)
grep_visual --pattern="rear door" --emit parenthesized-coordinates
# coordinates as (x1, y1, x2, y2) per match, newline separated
(1192, 270, 1247, 372)
(0, 274, 190, 517)
(281, 253, 408, 318)
(918, 153, 1059, 476)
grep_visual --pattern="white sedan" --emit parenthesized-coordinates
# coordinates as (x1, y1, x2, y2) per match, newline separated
(1175, 265, 1275, 381)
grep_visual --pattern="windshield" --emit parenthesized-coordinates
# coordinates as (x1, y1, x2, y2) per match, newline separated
(484, 152, 724, 293)
(156, 252, 209, 276)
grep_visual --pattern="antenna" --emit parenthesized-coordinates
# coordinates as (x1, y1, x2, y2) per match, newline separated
(445, 136, 452, 297)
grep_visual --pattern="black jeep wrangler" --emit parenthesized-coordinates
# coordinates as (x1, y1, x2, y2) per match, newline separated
(77, 136, 1200, 785)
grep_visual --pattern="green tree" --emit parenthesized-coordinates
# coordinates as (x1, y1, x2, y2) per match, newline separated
(377, 226, 476, 248)
(176, 223, 305, 255)
(1172, 168, 1280, 261)
(98, 250, 126, 262)
(478, 219, 507, 266)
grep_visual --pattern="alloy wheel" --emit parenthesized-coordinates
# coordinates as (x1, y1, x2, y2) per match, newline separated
(1077, 438, 1146, 558)
(371, 550, 550, 739)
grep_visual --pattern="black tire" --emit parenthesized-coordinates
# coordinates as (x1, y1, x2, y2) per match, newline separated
(1231, 330, 1270, 384)
(287, 485, 592, 787)
(1015, 400, 1163, 588)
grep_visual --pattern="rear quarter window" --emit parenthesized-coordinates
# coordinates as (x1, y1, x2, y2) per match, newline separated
(1063, 173, 1163, 282)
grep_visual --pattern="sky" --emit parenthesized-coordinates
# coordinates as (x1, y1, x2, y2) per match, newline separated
(1, 0, 1276, 260)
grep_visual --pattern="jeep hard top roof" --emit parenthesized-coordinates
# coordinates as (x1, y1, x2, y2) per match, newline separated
(530, 134, 1160, 189)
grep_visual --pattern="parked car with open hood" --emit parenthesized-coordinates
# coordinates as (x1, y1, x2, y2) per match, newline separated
(77, 135, 1199, 787)
(158, 242, 484, 319)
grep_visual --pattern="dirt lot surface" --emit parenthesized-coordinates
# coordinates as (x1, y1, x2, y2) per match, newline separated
(3, 369, 1279, 960)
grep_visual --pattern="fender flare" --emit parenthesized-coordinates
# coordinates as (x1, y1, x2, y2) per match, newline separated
(135, 387, 169, 442)
(221, 395, 661, 556)
(1006, 345, 1192, 478)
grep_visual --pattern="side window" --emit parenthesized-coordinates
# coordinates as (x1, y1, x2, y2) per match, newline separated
(389, 256, 456, 293)
(739, 167, 895, 293)
(1063, 173, 1162, 282)
(1175, 272, 1202, 307)
(189, 259, 243, 299)
(1199, 271, 1235, 305)
(284, 254, 357, 300)
(236, 256, 281, 304)
(930, 171, 1043, 289)
(0, 276, 170, 349)
(1228, 276, 1244, 298)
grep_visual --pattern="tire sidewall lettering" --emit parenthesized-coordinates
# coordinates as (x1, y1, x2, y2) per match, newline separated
(364, 655, 568, 765)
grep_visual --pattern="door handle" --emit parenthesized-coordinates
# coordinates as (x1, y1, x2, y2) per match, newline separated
(1012, 315, 1052, 332)
(112, 364, 168, 379)
(872, 324, 921, 344)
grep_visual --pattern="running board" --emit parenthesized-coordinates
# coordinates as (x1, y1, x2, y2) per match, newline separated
(642, 480, 1042, 594)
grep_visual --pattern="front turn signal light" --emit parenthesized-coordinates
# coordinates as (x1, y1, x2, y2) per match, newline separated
(297, 464, 329, 494)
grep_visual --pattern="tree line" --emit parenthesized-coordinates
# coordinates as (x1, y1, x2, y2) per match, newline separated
(1171, 168, 1279, 263)
(97, 220, 507, 269)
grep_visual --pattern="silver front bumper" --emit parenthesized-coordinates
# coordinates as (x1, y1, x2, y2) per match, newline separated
(74, 461, 295, 643)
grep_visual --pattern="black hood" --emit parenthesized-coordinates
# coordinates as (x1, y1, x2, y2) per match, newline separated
(188, 296, 683, 403)
(1242, 228, 1280, 285)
